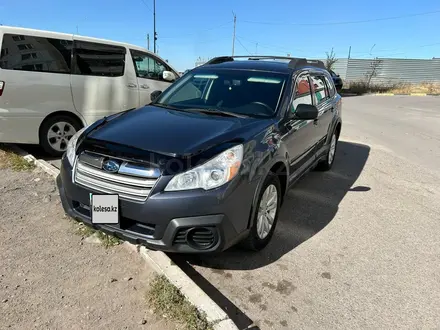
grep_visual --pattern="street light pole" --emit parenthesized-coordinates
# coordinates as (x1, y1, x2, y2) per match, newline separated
(153, 0, 157, 53)
(232, 12, 236, 56)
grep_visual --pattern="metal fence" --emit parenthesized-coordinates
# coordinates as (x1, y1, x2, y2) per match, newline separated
(329, 58, 440, 85)
(193, 57, 440, 85)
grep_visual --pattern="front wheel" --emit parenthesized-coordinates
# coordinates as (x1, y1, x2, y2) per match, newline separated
(241, 172, 281, 251)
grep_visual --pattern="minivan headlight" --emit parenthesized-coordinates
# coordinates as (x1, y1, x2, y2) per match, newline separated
(66, 126, 87, 166)
(165, 145, 243, 191)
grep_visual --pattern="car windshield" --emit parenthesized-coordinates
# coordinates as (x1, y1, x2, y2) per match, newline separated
(154, 69, 287, 118)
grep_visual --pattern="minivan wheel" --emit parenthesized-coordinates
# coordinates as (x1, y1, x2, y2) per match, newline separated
(316, 131, 338, 171)
(241, 172, 281, 251)
(39, 115, 82, 157)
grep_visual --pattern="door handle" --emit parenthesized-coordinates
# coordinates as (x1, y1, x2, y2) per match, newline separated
(127, 83, 137, 88)
(140, 84, 150, 89)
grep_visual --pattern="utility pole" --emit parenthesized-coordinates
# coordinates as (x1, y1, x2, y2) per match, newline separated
(232, 12, 236, 56)
(348, 46, 351, 59)
(147, 34, 150, 50)
(153, 0, 157, 53)
(255, 43, 258, 55)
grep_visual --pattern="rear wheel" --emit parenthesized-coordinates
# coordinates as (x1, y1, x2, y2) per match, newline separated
(241, 172, 281, 251)
(316, 130, 338, 171)
(39, 115, 82, 157)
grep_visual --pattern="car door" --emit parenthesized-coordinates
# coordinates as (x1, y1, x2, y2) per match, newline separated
(310, 73, 334, 150)
(282, 72, 318, 178)
(71, 40, 138, 125)
(129, 49, 176, 106)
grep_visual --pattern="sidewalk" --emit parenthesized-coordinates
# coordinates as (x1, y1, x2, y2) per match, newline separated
(0, 163, 175, 330)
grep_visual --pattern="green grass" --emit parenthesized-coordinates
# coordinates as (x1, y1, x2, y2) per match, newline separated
(75, 222, 121, 248)
(0, 145, 36, 171)
(147, 275, 213, 330)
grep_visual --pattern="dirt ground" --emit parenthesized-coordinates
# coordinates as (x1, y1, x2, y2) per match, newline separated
(0, 166, 176, 330)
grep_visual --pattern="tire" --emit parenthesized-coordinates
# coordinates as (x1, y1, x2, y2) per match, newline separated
(39, 115, 82, 157)
(241, 172, 281, 251)
(316, 130, 338, 171)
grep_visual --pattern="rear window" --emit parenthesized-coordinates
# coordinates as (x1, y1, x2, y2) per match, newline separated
(0, 33, 72, 74)
(73, 41, 126, 77)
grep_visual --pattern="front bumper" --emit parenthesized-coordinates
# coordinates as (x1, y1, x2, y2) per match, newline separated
(56, 155, 254, 253)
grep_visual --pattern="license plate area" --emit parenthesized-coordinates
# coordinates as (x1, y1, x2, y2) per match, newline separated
(90, 194, 119, 224)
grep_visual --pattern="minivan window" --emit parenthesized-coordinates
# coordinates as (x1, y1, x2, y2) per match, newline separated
(0, 34, 72, 73)
(155, 70, 287, 118)
(130, 50, 169, 80)
(73, 41, 126, 77)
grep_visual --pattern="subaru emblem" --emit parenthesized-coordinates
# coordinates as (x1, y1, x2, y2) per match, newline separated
(102, 160, 120, 173)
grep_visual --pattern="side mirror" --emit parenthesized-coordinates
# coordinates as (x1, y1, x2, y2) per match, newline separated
(294, 104, 318, 120)
(162, 70, 176, 82)
(150, 90, 162, 102)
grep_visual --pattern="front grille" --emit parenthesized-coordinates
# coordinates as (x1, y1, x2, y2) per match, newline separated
(73, 152, 159, 202)
(173, 227, 217, 249)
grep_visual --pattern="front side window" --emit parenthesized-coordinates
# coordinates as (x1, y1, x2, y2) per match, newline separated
(74, 41, 126, 77)
(130, 50, 169, 80)
(291, 74, 312, 114)
(155, 70, 287, 118)
(0, 34, 72, 73)
(310, 75, 330, 105)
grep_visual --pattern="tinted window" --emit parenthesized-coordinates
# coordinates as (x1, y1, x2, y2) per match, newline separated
(156, 70, 287, 118)
(130, 50, 169, 80)
(0, 34, 72, 73)
(311, 75, 330, 105)
(292, 74, 312, 113)
(74, 41, 126, 77)
(324, 75, 336, 97)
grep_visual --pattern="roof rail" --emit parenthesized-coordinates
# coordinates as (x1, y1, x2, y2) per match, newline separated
(203, 56, 326, 70)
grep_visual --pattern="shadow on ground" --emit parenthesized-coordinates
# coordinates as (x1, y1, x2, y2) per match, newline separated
(171, 141, 370, 329)
(14, 143, 60, 161)
(183, 141, 370, 270)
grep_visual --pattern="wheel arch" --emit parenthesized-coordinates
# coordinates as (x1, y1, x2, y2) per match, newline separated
(246, 159, 289, 229)
(38, 110, 86, 144)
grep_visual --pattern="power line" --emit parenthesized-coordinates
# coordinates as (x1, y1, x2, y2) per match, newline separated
(235, 36, 251, 55)
(140, 0, 153, 13)
(237, 35, 303, 54)
(160, 21, 232, 39)
(241, 9, 440, 26)
(352, 41, 440, 57)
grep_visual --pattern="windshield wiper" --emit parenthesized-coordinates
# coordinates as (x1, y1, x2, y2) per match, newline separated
(186, 108, 248, 118)
(153, 103, 192, 112)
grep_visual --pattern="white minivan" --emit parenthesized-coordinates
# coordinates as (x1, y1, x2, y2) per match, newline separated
(0, 26, 179, 156)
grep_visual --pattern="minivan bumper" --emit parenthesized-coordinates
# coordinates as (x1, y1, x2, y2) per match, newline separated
(56, 156, 253, 253)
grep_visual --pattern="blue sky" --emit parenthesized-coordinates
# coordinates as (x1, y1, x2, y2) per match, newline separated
(1, 0, 439, 71)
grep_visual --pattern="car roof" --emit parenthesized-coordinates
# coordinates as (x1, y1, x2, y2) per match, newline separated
(198, 58, 329, 75)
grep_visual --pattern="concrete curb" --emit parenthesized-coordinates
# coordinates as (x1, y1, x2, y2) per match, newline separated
(8, 144, 239, 330)
(8, 145, 59, 178)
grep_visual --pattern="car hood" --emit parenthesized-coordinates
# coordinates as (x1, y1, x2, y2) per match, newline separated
(85, 105, 268, 158)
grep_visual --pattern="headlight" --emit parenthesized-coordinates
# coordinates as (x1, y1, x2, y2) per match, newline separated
(66, 126, 87, 166)
(165, 145, 243, 191)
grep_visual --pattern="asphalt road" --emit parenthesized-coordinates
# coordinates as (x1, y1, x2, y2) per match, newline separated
(172, 96, 440, 330)
(15, 96, 440, 329)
